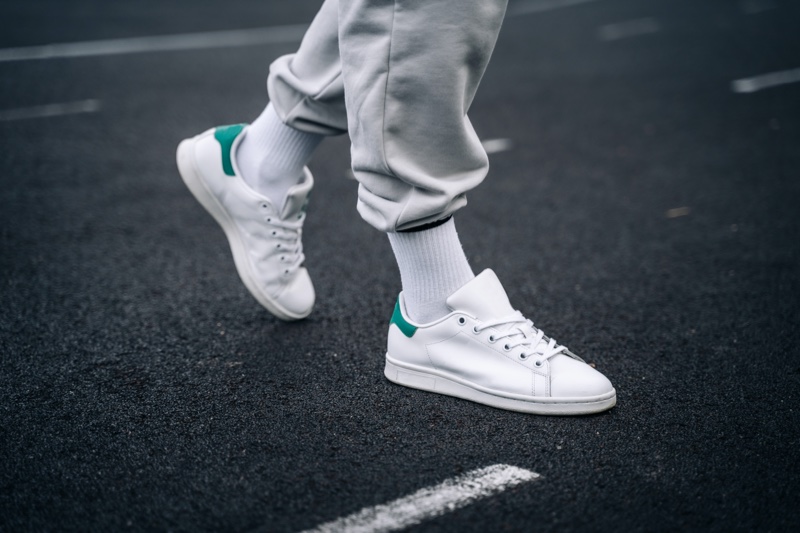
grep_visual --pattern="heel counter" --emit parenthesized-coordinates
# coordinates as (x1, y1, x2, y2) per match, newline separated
(213, 124, 246, 176)
(389, 298, 417, 338)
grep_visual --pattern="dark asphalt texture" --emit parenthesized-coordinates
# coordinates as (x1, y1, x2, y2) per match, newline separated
(2, 0, 799, 531)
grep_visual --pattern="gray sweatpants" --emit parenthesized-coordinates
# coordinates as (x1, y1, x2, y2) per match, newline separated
(268, 0, 508, 232)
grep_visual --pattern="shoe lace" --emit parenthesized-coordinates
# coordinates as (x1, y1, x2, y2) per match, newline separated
(475, 311, 567, 362)
(263, 211, 306, 276)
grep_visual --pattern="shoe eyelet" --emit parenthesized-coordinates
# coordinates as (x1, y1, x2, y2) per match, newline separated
(519, 353, 527, 360)
(457, 317, 466, 325)
(534, 359, 544, 367)
(261, 204, 268, 209)
(271, 231, 277, 236)
(266, 217, 272, 222)
(503, 344, 511, 352)
(276, 244, 281, 249)
(472, 326, 480, 334)
(488, 335, 495, 343)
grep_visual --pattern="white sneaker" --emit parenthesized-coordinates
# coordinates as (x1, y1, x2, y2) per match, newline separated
(176, 124, 315, 320)
(385, 269, 616, 414)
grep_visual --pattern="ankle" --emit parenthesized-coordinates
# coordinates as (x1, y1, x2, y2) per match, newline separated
(235, 103, 323, 203)
(388, 217, 474, 323)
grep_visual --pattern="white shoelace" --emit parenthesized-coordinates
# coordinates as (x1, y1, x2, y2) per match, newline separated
(261, 209, 306, 276)
(474, 311, 567, 362)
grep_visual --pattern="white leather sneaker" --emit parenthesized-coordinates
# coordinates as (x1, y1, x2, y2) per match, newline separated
(176, 124, 315, 320)
(385, 269, 616, 414)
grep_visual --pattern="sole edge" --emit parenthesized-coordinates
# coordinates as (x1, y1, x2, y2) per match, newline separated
(384, 357, 616, 415)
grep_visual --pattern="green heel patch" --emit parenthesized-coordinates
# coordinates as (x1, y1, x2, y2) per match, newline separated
(213, 124, 246, 176)
(390, 299, 417, 338)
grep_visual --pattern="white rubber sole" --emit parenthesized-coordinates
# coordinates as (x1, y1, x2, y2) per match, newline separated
(176, 136, 310, 321)
(384, 355, 616, 415)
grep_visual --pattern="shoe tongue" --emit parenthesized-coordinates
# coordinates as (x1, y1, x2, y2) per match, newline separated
(446, 269, 515, 322)
(280, 170, 314, 219)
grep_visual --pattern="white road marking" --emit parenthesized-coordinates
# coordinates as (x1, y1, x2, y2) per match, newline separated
(482, 138, 514, 154)
(0, 99, 101, 121)
(302, 464, 539, 533)
(508, 0, 598, 16)
(481, 139, 514, 154)
(739, 0, 777, 15)
(731, 68, 800, 94)
(0, 25, 308, 63)
(598, 18, 660, 41)
(666, 207, 691, 219)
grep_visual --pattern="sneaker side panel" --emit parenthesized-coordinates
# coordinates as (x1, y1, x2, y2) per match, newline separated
(388, 321, 536, 396)
(384, 304, 617, 415)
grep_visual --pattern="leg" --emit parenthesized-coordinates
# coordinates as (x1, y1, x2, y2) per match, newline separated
(268, 0, 347, 136)
(337, 0, 507, 322)
(335, 0, 616, 414)
(236, 0, 346, 203)
(339, 0, 506, 232)
(175, 1, 348, 320)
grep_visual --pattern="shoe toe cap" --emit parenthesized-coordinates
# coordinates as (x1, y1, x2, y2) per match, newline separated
(549, 355, 614, 399)
(274, 268, 315, 318)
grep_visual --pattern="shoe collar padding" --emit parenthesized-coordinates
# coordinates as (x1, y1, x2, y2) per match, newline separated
(446, 269, 516, 324)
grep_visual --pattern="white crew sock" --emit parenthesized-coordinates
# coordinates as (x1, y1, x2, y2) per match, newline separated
(235, 103, 323, 205)
(388, 217, 475, 323)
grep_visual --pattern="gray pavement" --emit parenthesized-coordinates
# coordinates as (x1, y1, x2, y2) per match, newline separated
(1, 0, 799, 531)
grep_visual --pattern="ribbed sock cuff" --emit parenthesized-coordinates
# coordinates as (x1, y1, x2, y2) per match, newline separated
(236, 103, 322, 203)
(388, 217, 474, 323)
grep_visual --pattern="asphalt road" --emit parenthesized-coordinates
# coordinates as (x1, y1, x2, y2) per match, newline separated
(1, 0, 799, 531)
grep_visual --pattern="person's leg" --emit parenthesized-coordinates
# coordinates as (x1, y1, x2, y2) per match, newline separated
(336, 0, 504, 323)
(237, 0, 347, 205)
(266, 0, 347, 137)
(176, 0, 345, 320)
(339, 0, 503, 233)
(337, 0, 616, 414)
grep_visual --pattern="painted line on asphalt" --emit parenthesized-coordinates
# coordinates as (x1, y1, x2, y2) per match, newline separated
(731, 68, 800, 93)
(509, 0, 599, 16)
(0, 99, 101, 121)
(666, 206, 691, 219)
(301, 464, 539, 533)
(739, 0, 777, 14)
(0, 25, 308, 63)
(598, 18, 660, 41)
(482, 138, 514, 154)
